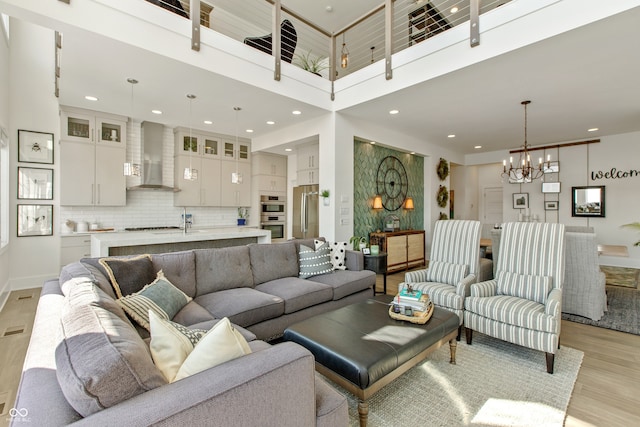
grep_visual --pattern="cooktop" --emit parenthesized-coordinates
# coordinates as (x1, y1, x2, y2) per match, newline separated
(124, 226, 181, 231)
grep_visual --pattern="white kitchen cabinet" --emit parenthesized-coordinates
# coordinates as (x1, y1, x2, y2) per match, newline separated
(174, 127, 220, 158)
(220, 161, 251, 206)
(60, 108, 127, 206)
(223, 139, 251, 162)
(62, 109, 126, 147)
(253, 152, 287, 193)
(60, 235, 92, 269)
(296, 143, 318, 185)
(173, 155, 221, 206)
(60, 141, 126, 206)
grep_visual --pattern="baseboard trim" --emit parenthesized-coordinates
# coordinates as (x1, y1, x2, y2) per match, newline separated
(9, 274, 48, 292)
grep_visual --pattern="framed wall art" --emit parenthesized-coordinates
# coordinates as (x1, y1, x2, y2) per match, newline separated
(18, 129, 54, 164)
(544, 201, 559, 211)
(543, 161, 560, 174)
(541, 182, 561, 193)
(17, 204, 53, 237)
(18, 167, 53, 200)
(512, 193, 529, 209)
(572, 186, 605, 217)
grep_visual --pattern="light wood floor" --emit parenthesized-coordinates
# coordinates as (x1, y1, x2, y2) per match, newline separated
(0, 275, 638, 427)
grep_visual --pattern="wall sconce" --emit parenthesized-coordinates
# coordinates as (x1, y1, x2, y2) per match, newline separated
(341, 33, 349, 69)
(373, 195, 383, 210)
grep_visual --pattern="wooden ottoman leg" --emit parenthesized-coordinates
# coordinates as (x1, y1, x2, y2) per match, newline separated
(449, 339, 457, 365)
(358, 399, 369, 427)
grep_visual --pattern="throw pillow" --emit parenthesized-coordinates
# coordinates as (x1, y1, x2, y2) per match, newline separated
(99, 254, 156, 298)
(427, 260, 469, 286)
(149, 312, 252, 383)
(148, 310, 208, 382)
(496, 271, 552, 304)
(117, 270, 192, 331)
(299, 242, 333, 279)
(322, 240, 348, 270)
(56, 285, 166, 417)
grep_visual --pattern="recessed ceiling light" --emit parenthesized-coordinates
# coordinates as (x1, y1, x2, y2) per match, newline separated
(326, 6, 333, 12)
(85, 95, 98, 101)
(266, 120, 275, 125)
(285, 148, 293, 152)
(151, 110, 162, 115)
(245, 129, 254, 133)
(588, 127, 599, 132)
(474, 145, 482, 149)
(451, 6, 459, 13)
(389, 109, 399, 115)
(410, 151, 416, 155)
(448, 134, 456, 138)
(203, 120, 213, 125)
(370, 141, 376, 145)
(292, 110, 302, 115)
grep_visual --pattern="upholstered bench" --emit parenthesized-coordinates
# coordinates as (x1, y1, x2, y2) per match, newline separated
(283, 296, 459, 426)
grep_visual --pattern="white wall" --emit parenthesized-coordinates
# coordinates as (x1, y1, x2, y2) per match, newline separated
(8, 19, 60, 290)
(0, 13, 10, 307)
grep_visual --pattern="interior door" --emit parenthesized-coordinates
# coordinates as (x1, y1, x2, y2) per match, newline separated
(483, 187, 503, 239)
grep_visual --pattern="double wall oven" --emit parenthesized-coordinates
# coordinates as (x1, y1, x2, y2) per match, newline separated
(260, 195, 285, 240)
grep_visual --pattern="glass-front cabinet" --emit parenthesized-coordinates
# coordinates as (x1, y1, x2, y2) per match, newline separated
(174, 128, 220, 158)
(224, 140, 250, 162)
(62, 109, 126, 146)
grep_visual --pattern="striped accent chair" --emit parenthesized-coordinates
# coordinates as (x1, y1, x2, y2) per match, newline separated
(464, 222, 566, 374)
(403, 220, 481, 339)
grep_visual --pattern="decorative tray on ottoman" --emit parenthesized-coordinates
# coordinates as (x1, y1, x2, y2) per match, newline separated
(388, 299, 434, 324)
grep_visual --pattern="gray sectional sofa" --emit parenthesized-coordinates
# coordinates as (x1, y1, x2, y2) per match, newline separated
(12, 238, 375, 426)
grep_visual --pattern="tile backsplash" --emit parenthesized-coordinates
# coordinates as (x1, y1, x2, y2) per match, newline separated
(59, 191, 240, 232)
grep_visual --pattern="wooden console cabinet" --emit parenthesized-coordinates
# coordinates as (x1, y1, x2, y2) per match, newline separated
(369, 230, 426, 273)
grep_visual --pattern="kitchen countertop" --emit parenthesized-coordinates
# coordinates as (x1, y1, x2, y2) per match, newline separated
(90, 227, 271, 257)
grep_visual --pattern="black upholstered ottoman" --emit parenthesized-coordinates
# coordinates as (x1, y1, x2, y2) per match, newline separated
(283, 297, 459, 426)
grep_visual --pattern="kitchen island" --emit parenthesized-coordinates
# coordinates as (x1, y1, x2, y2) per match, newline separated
(91, 227, 271, 257)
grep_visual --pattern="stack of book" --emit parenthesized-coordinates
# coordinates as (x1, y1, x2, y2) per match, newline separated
(395, 288, 430, 313)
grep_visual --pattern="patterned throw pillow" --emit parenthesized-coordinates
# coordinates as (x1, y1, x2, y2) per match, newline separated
(149, 312, 251, 383)
(117, 270, 192, 331)
(496, 271, 552, 304)
(427, 260, 469, 286)
(99, 254, 156, 298)
(321, 240, 348, 270)
(299, 242, 334, 278)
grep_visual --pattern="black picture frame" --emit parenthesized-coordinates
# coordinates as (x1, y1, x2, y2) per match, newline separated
(17, 204, 53, 237)
(544, 201, 559, 211)
(512, 193, 529, 209)
(18, 129, 54, 164)
(17, 167, 53, 200)
(572, 186, 605, 217)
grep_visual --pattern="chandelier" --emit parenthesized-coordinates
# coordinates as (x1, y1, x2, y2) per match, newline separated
(502, 100, 550, 182)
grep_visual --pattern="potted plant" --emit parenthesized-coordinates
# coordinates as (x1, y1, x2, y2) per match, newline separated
(320, 189, 330, 206)
(237, 207, 249, 226)
(622, 222, 640, 246)
(350, 236, 367, 251)
(294, 51, 328, 76)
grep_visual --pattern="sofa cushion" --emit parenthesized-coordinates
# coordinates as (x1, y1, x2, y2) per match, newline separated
(195, 246, 254, 295)
(99, 254, 157, 298)
(326, 241, 348, 270)
(148, 310, 208, 382)
(195, 288, 284, 327)
(309, 270, 376, 300)
(56, 283, 166, 417)
(80, 258, 118, 299)
(188, 319, 257, 342)
(496, 271, 552, 304)
(152, 250, 196, 297)
(249, 242, 299, 285)
(60, 261, 116, 300)
(299, 243, 333, 279)
(117, 271, 192, 331)
(255, 277, 333, 314)
(427, 260, 469, 286)
(171, 300, 216, 326)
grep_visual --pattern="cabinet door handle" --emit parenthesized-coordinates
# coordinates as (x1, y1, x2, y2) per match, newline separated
(97, 184, 101, 204)
(91, 184, 95, 204)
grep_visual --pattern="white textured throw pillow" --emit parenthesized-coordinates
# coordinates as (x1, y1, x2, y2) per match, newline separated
(321, 240, 348, 270)
(150, 312, 251, 382)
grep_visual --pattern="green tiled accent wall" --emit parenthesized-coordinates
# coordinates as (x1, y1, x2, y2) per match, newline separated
(353, 140, 424, 242)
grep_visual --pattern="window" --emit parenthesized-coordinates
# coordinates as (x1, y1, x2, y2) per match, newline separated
(0, 127, 8, 248)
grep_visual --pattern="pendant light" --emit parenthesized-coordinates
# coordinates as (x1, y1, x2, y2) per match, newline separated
(341, 33, 349, 69)
(231, 107, 243, 184)
(123, 78, 141, 176)
(183, 94, 198, 181)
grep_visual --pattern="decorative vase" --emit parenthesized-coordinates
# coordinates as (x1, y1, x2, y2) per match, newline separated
(237, 218, 246, 226)
(323, 197, 329, 206)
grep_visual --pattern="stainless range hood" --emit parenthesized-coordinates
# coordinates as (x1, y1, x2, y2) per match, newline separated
(127, 121, 179, 192)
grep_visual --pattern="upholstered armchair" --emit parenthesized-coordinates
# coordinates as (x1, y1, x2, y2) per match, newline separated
(563, 231, 607, 320)
(403, 220, 481, 339)
(464, 222, 566, 373)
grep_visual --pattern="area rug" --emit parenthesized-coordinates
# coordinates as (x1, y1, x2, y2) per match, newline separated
(324, 333, 583, 427)
(562, 286, 640, 335)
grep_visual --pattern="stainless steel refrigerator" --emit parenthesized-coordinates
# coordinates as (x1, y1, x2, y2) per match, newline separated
(292, 185, 319, 239)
